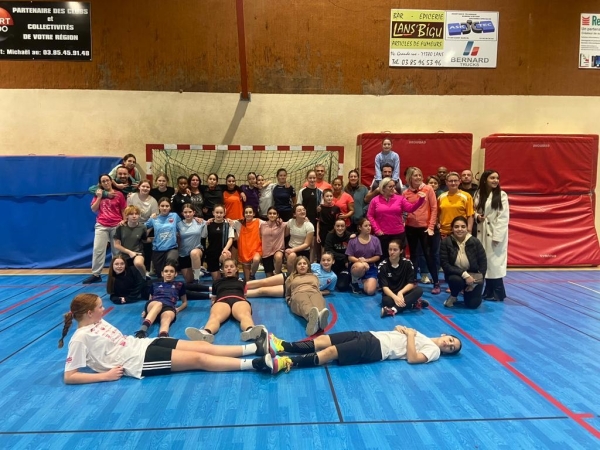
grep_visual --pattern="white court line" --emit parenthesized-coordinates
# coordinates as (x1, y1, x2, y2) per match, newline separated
(568, 281, 600, 295)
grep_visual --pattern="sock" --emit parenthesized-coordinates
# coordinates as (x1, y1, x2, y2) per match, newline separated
(241, 343, 257, 356)
(245, 326, 253, 331)
(282, 340, 315, 354)
(291, 353, 319, 368)
(159, 331, 169, 337)
(194, 268, 201, 279)
(240, 358, 254, 371)
(140, 320, 151, 332)
(204, 328, 213, 335)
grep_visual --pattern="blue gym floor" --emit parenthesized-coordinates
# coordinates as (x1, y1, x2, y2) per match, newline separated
(0, 271, 598, 449)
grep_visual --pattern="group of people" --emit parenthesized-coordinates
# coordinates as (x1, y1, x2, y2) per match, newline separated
(84, 143, 509, 310)
(62, 141, 511, 383)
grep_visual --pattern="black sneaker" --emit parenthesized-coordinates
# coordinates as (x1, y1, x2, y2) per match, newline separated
(350, 282, 361, 294)
(254, 328, 270, 356)
(82, 275, 102, 284)
(252, 354, 273, 372)
(134, 330, 147, 339)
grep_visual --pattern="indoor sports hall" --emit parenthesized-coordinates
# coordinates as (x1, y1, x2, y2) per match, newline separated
(1, 1, 600, 449)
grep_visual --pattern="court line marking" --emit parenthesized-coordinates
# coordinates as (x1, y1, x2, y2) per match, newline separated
(568, 281, 600, 295)
(0, 287, 59, 315)
(324, 366, 344, 423)
(0, 415, 575, 436)
(429, 306, 600, 440)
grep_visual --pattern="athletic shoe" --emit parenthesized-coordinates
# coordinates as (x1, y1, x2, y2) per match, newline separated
(318, 308, 330, 331)
(305, 307, 319, 336)
(420, 275, 432, 284)
(268, 333, 284, 356)
(350, 282, 361, 294)
(445, 287, 451, 293)
(258, 264, 264, 271)
(252, 354, 272, 372)
(431, 284, 441, 295)
(240, 324, 267, 341)
(134, 330, 147, 339)
(199, 267, 210, 277)
(380, 306, 396, 318)
(444, 296, 457, 308)
(412, 298, 430, 310)
(254, 328, 270, 356)
(82, 275, 102, 284)
(185, 327, 215, 343)
(271, 356, 293, 374)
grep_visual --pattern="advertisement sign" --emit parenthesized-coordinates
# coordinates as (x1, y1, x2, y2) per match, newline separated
(389, 10, 499, 68)
(0, 2, 91, 60)
(579, 13, 600, 68)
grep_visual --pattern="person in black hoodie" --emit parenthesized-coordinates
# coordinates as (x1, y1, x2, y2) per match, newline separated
(324, 218, 351, 291)
(440, 216, 487, 309)
(106, 255, 150, 304)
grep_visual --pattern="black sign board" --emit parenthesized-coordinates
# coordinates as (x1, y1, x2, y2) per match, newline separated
(0, 2, 91, 60)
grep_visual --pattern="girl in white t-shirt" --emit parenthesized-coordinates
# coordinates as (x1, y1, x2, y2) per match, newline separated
(58, 293, 281, 384)
(260, 326, 462, 373)
(285, 204, 314, 273)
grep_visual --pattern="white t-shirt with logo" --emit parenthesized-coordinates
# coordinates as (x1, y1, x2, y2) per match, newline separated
(65, 320, 154, 379)
(369, 330, 440, 363)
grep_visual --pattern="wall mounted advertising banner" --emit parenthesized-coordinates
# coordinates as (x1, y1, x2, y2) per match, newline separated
(389, 10, 499, 68)
(0, 2, 91, 60)
(579, 13, 600, 68)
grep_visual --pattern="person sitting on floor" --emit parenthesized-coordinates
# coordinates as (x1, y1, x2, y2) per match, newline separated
(378, 240, 428, 317)
(134, 262, 187, 338)
(184, 259, 266, 344)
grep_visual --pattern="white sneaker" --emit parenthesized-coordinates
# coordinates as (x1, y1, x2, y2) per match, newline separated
(305, 307, 319, 336)
(258, 264, 264, 271)
(420, 275, 432, 284)
(318, 308, 330, 330)
(241, 324, 267, 341)
(185, 327, 214, 343)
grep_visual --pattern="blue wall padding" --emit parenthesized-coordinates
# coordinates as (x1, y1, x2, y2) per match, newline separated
(0, 156, 122, 268)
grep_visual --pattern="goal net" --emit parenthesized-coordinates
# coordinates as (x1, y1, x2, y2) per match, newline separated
(146, 144, 345, 189)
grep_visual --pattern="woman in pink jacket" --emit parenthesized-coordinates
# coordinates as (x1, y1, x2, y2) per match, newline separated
(403, 167, 441, 294)
(367, 177, 425, 260)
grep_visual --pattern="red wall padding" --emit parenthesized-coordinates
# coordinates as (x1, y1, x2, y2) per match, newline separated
(357, 133, 473, 187)
(507, 194, 600, 266)
(482, 134, 598, 194)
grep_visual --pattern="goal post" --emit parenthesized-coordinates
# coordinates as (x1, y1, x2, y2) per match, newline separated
(145, 144, 345, 189)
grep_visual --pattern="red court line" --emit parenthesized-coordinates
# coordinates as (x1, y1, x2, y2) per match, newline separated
(0, 286, 59, 315)
(102, 306, 114, 317)
(429, 306, 600, 440)
(300, 302, 338, 341)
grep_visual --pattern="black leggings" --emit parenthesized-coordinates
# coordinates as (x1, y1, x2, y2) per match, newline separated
(405, 226, 438, 284)
(381, 286, 424, 312)
(446, 274, 483, 309)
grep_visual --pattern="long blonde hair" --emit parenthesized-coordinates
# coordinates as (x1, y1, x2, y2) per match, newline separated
(288, 256, 313, 283)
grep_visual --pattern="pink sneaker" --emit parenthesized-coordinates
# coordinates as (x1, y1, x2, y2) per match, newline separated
(431, 284, 441, 295)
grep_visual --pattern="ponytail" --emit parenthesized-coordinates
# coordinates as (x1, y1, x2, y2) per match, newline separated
(58, 312, 74, 348)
